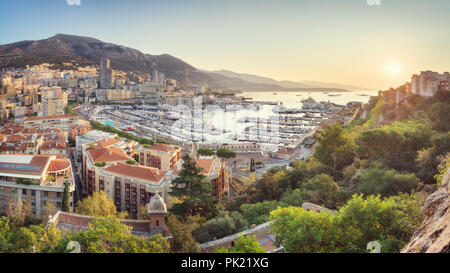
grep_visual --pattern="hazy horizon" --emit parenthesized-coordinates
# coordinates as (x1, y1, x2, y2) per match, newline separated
(1, 0, 449, 90)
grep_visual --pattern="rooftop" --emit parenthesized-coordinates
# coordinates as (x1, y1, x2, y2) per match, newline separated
(88, 147, 130, 163)
(104, 162, 166, 183)
(25, 114, 77, 122)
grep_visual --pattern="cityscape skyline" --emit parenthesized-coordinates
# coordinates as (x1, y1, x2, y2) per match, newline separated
(1, 0, 449, 90)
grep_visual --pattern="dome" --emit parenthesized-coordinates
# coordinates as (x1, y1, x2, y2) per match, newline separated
(147, 192, 167, 214)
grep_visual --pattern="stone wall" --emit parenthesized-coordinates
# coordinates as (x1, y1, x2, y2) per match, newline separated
(199, 221, 273, 253)
(49, 211, 151, 233)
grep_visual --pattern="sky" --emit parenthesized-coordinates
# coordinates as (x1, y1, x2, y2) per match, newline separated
(0, 0, 449, 90)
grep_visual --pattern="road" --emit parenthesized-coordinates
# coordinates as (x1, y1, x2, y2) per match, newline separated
(68, 147, 83, 204)
(232, 145, 314, 180)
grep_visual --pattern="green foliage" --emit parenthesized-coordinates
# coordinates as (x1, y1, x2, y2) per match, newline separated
(193, 211, 249, 243)
(15, 178, 35, 185)
(250, 158, 256, 173)
(75, 191, 119, 218)
(314, 125, 356, 171)
(302, 174, 339, 209)
(216, 235, 266, 253)
(54, 217, 170, 253)
(240, 200, 286, 226)
(0, 217, 62, 253)
(356, 167, 419, 197)
(434, 153, 450, 188)
(94, 162, 106, 167)
(126, 160, 137, 165)
(416, 132, 450, 184)
(216, 148, 236, 159)
(280, 189, 304, 207)
(169, 154, 218, 219)
(270, 193, 425, 253)
(166, 214, 200, 253)
(61, 180, 70, 212)
(357, 120, 433, 172)
(197, 148, 215, 156)
(65, 103, 79, 115)
(90, 121, 155, 145)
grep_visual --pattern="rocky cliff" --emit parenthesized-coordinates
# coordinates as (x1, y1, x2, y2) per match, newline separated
(402, 169, 450, 253)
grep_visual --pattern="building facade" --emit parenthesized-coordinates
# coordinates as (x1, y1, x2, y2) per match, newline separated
(0, 154, 75, 217)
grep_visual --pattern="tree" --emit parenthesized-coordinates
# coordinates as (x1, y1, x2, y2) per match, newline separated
(197, 148, 215, 156)
(357, 120, 433, 172)
(356, 167, 419, 197)
(280, 189, 304, 207)
(61, 180, 70, 212)
(250, 158, 256, 173)
(166, 214, 200, 253)
(193, 211, 249, 243)
(216, 235, 266, 253)
(240, 200, 285, 226)
(75, 191, 118, 217)
(302, 174, 339, 209)
(0, 217, 62, 253)
(170, 154, 218, 219)
(270, 207, 347, 253)
(314, 125, 355, 171)
(216, 148, 236, 161)
(270, 193, 425, 253)
(54, 217, 170, 253)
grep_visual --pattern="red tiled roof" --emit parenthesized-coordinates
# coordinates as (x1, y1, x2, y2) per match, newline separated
(47, 159, 71, 172)
(196, 158, 215, 175)
(147, 144, 171, 152)
(40, 141, 67, 150)
(94, 137, 120, 148)
(88, 147, 130, 163)
(104, 163, 166, 183)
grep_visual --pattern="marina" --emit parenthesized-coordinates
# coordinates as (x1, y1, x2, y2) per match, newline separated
(88, 92, 373, 153)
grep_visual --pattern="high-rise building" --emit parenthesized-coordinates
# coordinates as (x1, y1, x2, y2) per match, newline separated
(40, 87, 67, 116)
(99, 57, 115, 89)
(151, 69, 159, 83)
(158, 72, 165, 84)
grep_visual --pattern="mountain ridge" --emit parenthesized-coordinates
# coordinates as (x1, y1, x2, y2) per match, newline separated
(0, 34, 356, 92)
(210, 69, 372, 91)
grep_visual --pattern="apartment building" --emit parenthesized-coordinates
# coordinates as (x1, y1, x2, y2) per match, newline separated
(24, 114, 79, 131)
(0, 154, 75, 217)
(194, 157, 232, 199)
(82, 144, 173, 217)
(136, 143, 182, 171)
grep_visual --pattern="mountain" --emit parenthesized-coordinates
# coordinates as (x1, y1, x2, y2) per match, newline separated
(0, 34, 215, 85)
(0, 34, 354, 92)
(211, 69, 372, 91)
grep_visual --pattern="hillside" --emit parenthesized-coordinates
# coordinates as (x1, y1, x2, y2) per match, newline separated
(0, 34, 349, 92)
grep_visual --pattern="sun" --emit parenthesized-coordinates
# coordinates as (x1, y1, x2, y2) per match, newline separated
(386, 63, 402, 76)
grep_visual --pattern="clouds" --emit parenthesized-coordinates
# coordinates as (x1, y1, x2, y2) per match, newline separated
(66, 0, 81, 6)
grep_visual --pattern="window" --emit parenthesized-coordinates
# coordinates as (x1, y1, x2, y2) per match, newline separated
(57, 192, 61, 198)
(156, 220, 159, 227)
(44, 191, 48, 197)
(22, 189, 27, 195)
(31, 190, 35, 196)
